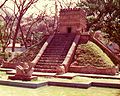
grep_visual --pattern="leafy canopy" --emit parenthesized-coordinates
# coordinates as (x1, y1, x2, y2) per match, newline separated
(76, 0, 120, 45)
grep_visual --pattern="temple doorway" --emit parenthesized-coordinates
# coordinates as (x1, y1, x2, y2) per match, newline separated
(67, 27, 72, 33)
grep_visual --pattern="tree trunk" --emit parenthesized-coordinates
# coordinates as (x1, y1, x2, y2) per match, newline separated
(2, 46, 6, 53)
(21, 31, 27, 49)
(20, 26, 27, 49)
(12, 16, 22, 52)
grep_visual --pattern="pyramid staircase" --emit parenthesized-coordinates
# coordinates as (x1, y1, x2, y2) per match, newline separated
(34, 33, 76, 73)
(3, 32, 119, 76)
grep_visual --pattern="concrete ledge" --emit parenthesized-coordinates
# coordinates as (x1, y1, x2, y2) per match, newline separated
(0, 68, 14, 71)
(48, 81, 90, 88)
(0, 79, 120, 89)
(0, 80, 47, 88)
(6, 70, 120, 80)
(92, 82, 120, 88)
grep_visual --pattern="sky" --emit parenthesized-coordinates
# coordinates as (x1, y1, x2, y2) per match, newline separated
(3, 0, 79, 17)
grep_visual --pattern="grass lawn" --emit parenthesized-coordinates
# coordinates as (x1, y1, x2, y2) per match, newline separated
(0, 71, 120, 96)
(72, 76, 120, 83)
(0, 85, 120, 96)
(33, 76, 120, 83)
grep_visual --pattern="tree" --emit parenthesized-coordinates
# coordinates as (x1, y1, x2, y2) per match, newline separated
(0, 19, 11, 52)
(0, 7, 14, 53)
(0, 0, 8, 8)
(25, 4, 48, 41)
(56, 0, 77, 8)
(76, 0, 120, 45)
(11, 0, 39, 52)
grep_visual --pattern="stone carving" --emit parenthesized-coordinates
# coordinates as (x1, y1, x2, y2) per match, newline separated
(0, 58, 5, 67)
(15, 62, 34, 77)
(107, 41, 120, 57)
(71, 61, 78, 66)
(8, 62, 37, 81)
(56, 65, 65, 75)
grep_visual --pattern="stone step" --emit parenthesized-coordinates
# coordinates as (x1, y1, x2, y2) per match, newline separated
(33, 33, 76, 73)
(43, 52, 66, 55)
(45, 50, 65, 53)
(46, 46, 66, 49)
(49, 41, 73, 44)
(53, 35, 75, 37)
(39, 59, 63, 62)
(34, 68, 56, 73)
(40, 56, 64, 59)
(40, 57, 64, 60)
(45, 48, 68, 51)
(52, 37, 74, 39)
(35, 65, 57, 69)
(45, 50, 69, 54)
(42, 54, 67, 57)
(50, 41, 73, 44)
(46, 46, 71, 49)
(41, 55, 66, 59)
(45, 50, 64, 52)
(36, 62, 60, 66)
(38, 59, 63, 63)
(43, 52, 67, 55)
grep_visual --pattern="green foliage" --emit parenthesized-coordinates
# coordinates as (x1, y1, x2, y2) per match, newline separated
(0, 19, 10, 52)
(0, 51, 12, 61)
(0, 20, 4, 29)
(75, 41, 114, 67)
(76, 0, 120, 45)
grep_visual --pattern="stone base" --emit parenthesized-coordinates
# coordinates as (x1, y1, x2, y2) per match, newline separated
(8, 75, 38, 81)
(56, 65, 65, 75)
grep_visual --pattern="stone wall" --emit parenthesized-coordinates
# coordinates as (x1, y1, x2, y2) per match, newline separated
(90, 36, 120, 66)
(58, 8, 87, 34)
(62, 35, 80, 72)
(69, 65, 118, 75)
(2, 62, 19, 69)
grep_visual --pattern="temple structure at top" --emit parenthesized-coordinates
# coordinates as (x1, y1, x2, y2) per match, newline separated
(58, 8, 87, 34)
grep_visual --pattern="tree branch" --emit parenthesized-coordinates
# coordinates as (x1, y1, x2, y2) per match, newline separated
(0, 0, 8, 8)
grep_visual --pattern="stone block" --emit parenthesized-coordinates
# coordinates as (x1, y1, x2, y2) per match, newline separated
(8, 75, 38, 81)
